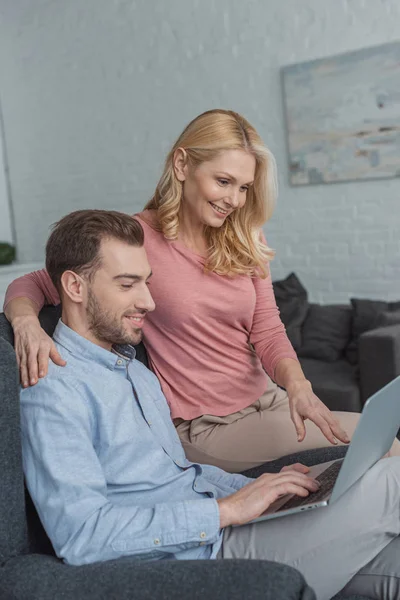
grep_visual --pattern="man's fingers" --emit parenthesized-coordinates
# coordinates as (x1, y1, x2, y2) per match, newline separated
(281, 463, 310, 474)
(49, 345, 67, 367)
(284, 474, 319, 492)
(272, 482, 313, 502)
(292, 410, 306, 442)
(267, 472, 319, 492)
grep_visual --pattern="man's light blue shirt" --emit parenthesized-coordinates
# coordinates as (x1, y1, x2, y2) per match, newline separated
(20, 320, 252, 565)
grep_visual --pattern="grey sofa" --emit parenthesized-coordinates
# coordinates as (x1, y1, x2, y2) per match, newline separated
(273, 273, 400, 413)
(300, 317, 400, 413)
(0, 308, 374, 600)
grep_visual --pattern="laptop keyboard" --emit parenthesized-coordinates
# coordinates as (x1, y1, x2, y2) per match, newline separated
(278, 459, 344, 512)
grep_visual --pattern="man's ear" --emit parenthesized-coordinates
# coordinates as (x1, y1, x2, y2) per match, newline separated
(60, 271, 86, 303)
(173, 147, 188, 182)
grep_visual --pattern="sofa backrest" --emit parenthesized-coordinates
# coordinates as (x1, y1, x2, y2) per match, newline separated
(0, 307, 150, 560)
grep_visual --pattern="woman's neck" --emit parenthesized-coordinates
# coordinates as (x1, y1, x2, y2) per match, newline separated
(178, 208, 208, 256)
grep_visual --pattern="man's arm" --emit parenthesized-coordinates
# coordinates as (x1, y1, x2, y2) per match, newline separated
(21, 378, 221, 566)
(199, 463, 254, 491)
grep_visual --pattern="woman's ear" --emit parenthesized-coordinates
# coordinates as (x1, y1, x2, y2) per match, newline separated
(60, 270, 85, 304)
(173, 147, 188, 182)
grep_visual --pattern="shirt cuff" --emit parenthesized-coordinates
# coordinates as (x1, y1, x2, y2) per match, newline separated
(228, 473, 255, 490)
(181, 497, 221, 546)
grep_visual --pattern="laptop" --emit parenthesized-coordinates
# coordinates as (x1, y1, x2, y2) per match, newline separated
(249, 375, 400, 524)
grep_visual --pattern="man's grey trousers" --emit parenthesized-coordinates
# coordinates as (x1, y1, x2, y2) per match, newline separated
(219, 457, 400, 600)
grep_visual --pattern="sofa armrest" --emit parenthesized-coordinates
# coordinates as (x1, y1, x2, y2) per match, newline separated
(0, 554, 316, 600)
(0, 336, 28, 561)
(358, 324, 400, 403)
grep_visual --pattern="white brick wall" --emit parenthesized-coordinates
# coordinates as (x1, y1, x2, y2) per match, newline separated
(0, 105, 13, 244)
(0, 0, 399, 303)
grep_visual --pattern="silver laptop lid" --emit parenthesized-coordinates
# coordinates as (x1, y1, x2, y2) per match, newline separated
(330, 375, 400, 504)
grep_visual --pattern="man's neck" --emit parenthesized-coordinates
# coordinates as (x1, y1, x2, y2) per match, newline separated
(61, 308, 112, 352)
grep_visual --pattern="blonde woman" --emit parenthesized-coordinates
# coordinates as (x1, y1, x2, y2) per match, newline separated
(5, 109, 399, 471)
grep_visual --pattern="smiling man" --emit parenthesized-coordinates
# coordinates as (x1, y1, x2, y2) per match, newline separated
(19, 209, 400, 600)
(44, 210, 154, 349)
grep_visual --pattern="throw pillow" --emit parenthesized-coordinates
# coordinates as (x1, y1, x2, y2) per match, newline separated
(346, 299, 400, 364)
(298, 304, 352, 362)
(272, 272, 309, 351)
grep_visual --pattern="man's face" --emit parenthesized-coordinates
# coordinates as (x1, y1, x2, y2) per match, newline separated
(85, 238, 155, 347)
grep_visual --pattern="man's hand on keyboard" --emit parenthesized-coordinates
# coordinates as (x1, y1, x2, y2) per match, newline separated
(217, 468, 320, 528)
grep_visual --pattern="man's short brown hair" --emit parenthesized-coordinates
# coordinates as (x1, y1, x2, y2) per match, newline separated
(46, 209, 144, 293)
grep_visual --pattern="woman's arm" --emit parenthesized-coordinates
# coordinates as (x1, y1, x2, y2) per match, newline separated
(3, 270, 65, 386)
(3, 268, 60, 316)
(274, 357, 349, 444)
(249, 269, 298, 377)
(250, 271, 349, 445)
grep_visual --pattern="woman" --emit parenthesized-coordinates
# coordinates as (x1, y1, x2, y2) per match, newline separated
(5, 109, 400, 471)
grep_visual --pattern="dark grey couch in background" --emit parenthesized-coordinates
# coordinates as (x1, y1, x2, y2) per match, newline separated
(0, 309, 374, 600)
(273, 273, 400, 413)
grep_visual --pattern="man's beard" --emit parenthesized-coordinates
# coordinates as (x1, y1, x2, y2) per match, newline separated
(87, 289, 143, 347)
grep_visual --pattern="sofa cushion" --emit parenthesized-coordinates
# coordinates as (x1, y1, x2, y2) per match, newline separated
(346, 299, 400, 364)
(272, 273, 309, 351)
(298, 304, 352, 362)
(0, 554, 316, 600)
(299, 357, 361, 412)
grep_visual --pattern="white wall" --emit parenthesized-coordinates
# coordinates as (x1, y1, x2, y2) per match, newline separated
(0, 100, 13, 244)
(0, 0, 399, 302)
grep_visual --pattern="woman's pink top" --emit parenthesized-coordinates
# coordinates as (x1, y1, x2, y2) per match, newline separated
(4, 210, 298, 420)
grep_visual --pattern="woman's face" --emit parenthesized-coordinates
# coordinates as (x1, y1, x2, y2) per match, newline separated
(175, 149, 256, 228)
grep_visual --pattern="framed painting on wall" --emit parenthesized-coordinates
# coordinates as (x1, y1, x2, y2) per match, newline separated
(281, 41, 400, 185)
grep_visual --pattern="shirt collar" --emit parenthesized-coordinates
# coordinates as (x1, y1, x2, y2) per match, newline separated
(53, 319, 136, 370)
(112, 344, 137, 361)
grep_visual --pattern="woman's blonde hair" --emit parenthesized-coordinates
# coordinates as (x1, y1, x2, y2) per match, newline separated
(145, 109, 277, 277)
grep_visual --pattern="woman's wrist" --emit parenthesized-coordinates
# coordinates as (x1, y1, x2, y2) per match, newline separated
(274, 358, 312, 397)
(5, 298, 40, 326)
(12, 314, 40, 329)
(285, 378, 312, 397)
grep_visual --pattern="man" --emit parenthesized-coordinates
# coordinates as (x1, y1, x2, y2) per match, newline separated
(21, 210, 400, 600)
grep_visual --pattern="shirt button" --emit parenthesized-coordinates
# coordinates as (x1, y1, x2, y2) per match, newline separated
(154, 538, 160, 545)
(117, 359, 123, 365)
(199, 541, 205, 546)
(200, 532, 206, 539)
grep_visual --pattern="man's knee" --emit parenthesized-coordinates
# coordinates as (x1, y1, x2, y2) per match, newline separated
(376, 456, 400, 489)
(364, 456, 400, 486)
(340, 536, 400, 600)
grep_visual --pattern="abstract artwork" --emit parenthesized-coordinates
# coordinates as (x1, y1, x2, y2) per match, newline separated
(281, 41, 400, 185)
